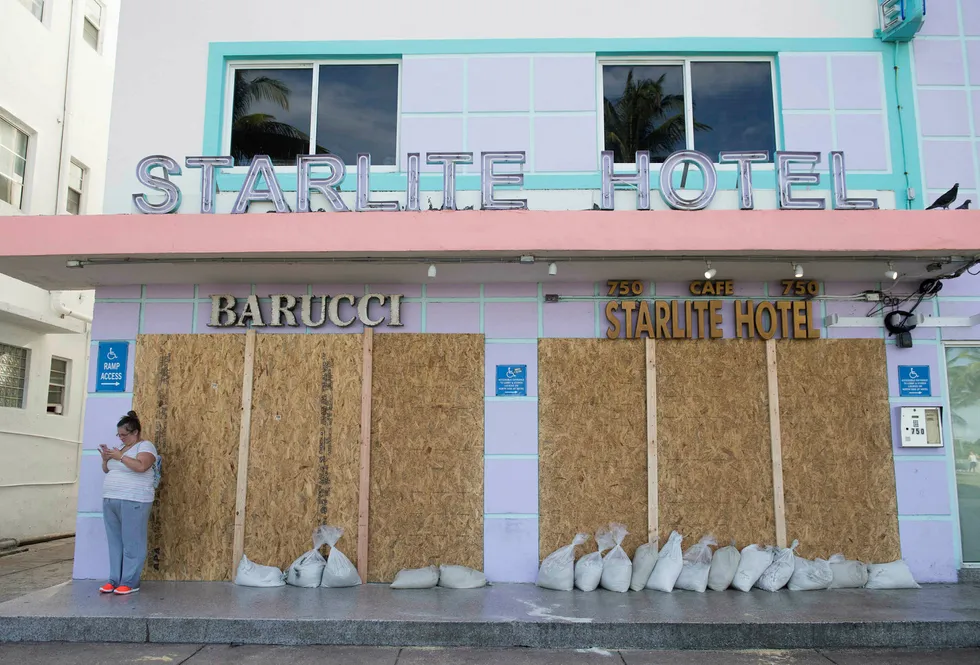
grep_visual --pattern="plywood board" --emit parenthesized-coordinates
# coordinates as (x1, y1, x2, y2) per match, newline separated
(776, 339, 900, 562)
(243, 334, 363, 571)
(539, 339, 648, 559)
(657, 340, 776, 549)
(368, 334, 484, 582)
(134, 334, 244, 581)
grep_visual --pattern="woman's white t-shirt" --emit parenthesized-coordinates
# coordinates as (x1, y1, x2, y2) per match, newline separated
(103, 440, 158, 504)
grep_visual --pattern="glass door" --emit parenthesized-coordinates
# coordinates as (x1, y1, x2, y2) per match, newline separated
(946, 345, 980, 563)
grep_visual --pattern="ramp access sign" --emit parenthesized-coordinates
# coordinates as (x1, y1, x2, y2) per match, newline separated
(898, 365, 931, 397)
(96, 342, 129, 393)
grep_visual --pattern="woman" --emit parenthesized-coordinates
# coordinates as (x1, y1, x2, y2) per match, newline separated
(98, 411, 157, 595)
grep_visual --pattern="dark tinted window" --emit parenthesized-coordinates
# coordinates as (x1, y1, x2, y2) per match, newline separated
(603, 65, 686, 163)
(691, 61, 776, 161)
(230, 68, 314, 166)
(315, 64, 399, 166)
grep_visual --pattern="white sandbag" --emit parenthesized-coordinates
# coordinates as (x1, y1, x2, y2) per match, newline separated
(320, 525, 361, 588)
(865, 560, 920, 590)
(575, 529, 611, 592)
(731, 544, 774, 592)
(788, 556, 833, 591)
(707, 541, 741, 591)
(537, 533, 588, 591)
(286, 526, 330, 588)
(234, 554, 286, 588)
(439, 564, 488, 589)
(675, 535, 717, 593)
(630, 542, 658, 591)
(755, 540, 798, 592)
(646, 530, 684, 592)
(390, 565, 440, 589)
(599, 523, 632, 593)
(827, 554, 869, 589)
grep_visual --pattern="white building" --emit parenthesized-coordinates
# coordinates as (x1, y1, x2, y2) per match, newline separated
(0, 0, 117, 543)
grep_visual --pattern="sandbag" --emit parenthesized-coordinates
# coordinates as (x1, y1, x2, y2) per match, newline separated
(286, 526, 330, 587)
(865, 560, 920, 590)
(320, 526, 361, 588)
(755, 540, 798, 592)
(630, 542, 658, 591)
(575, 529, 611, 592)
(732, 544, 774, 592)
(788, 556, 833, 591)
(599, 523, 632, 593)
(646, 531, 684, 592)
(707, 541, 741, 591)
(675, 535, 717, 593)
(827, 554, 869, 589)
(439, 565, 488, 589)
(234, 554, 286, 588)
(390, 565, 440, 589)
(537, 533, 588, 591)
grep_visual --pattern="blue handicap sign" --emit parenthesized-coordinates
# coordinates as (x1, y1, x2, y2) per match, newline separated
(898, 365, 931, 397)
(96, 342, 129, 393)
(495, 365, 527, 397)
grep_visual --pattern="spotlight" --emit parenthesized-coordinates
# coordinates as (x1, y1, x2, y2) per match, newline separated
(793, 263, 804, 278)
(704, 261, 716, 280)
(885, 262, 898, 281)
(427, 264, 437, 279)
(66, 260, 83, 269)
(548, 262, 557, 276)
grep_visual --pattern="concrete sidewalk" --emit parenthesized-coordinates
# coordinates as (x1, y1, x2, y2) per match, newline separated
(2, 580, 980, 650)
(0, 538, 74, 605)
(0, 645, 979, 664)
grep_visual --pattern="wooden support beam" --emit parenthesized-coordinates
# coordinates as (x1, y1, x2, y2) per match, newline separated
(231, 329, 257, 579)
(357, 327, 374, 583)
(645, 337, 658, 545)
(765, 338, 788, 548)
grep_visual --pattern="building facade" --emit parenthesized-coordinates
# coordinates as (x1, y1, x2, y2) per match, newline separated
(3, 0, 980, 584)
(0, 0, 116, 542)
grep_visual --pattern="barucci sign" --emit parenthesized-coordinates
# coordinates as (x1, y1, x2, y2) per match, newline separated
(132, 149, 879, 214)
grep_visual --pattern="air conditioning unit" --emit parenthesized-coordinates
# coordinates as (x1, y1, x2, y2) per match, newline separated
(876, 0, 927, 42)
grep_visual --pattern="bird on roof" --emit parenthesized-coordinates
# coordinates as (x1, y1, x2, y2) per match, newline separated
(957, 199, 972, 210)
(927, 183, 959, 209)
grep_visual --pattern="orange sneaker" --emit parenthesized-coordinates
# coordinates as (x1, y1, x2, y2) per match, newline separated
(113, 586, 138, 595)
(99, 583, 115, 594)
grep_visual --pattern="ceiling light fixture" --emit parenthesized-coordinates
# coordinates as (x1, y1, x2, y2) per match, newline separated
(704, 261, 717, 280)
(793, 263, 804, 278)
(548, 262, 557, 276)
(885, 262, 898, 281)
(427, 264, 437, 279)
(66, 260, 84, 269)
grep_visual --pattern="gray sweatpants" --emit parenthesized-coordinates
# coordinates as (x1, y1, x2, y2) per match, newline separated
(103, 498, 152, 588)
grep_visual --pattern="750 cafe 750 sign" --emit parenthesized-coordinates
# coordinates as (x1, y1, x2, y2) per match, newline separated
(605, 280, 821, 340)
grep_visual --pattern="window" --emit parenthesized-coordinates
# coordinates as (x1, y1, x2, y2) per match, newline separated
(67, 161, 84, 214)
(47, 358, 69, 415)
(0, 343, 29, 409)
(601, 59, 777, 163)
(0, 118, 29, 209)
(83, 0, 103, 50)
(228, 62, 399, 167)
(17, 0, 43, 21)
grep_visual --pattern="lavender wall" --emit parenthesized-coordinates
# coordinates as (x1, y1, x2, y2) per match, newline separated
(76, 279, 978, 583)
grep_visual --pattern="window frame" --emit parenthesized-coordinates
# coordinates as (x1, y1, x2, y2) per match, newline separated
(83, 0, 104, 52)
(46, 357, 70, 416)
(221, 59, 403, 173)
(66, 159, 86, 214)
(597, 55, 782, 169)
(17, 0, 44, 21)
(0, 115, 32, 211)
(0, 342, 31, 410)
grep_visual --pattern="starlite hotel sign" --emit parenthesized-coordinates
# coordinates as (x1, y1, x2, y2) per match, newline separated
(132, 149, 879, 214)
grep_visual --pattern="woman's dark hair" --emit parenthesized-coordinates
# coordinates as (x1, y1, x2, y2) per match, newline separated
(117, 411, 142, 435)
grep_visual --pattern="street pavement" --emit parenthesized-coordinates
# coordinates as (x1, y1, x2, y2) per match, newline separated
(0, 537, 74, 605)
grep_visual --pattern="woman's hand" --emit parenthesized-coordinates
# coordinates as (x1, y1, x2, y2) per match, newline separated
(99, 445, 111, 462)
(107, 447, 124, 461)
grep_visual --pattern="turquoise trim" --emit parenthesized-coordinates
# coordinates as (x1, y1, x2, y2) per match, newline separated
(204, 37, 914, 203)
(81, 449, 100, 457)
(888, 41, 924, 210)
(773, 55, 787, 150)
(77, 512, 103, 519)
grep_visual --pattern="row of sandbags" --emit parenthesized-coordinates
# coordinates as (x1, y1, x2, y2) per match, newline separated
(536, 525, 921, 592)
(234, 525, 361, 588)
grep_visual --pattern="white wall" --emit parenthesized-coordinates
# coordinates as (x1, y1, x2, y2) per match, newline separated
(102, 0, 880, 214)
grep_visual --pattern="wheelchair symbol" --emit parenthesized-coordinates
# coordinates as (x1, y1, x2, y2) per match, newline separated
(106, 348, 118, 361)
(505, 367, 523, 379)
(907, 367, 919, 379)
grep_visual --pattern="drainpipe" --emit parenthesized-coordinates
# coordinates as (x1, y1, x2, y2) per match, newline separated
(55, 0, 81, 215)
(50, 291, 94, 324)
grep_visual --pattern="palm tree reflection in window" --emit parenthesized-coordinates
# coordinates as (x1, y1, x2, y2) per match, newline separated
(603, 68, 711, 163)
(231, 70, 324, 165)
